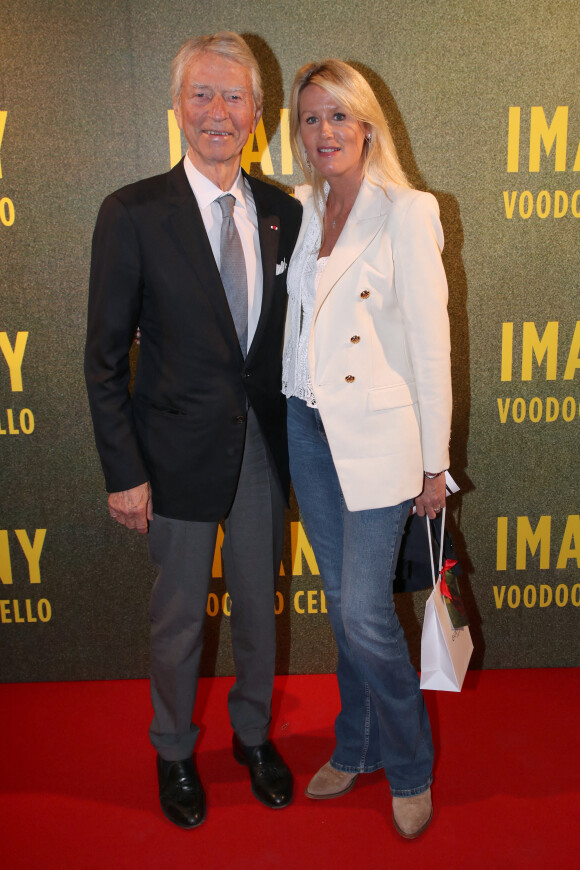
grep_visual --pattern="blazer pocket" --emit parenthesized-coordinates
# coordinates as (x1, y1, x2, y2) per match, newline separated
(368, 381, 417, 412)
(135, 397, 187, 416)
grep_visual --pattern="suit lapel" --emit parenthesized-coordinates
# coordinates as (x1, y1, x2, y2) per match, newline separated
(245, 174, 280, 362)
(313, 179, 389, 321)
(164, 160, 242, 357)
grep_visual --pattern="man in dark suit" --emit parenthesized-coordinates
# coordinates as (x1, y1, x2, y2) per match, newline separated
(84, 32, 302, 829)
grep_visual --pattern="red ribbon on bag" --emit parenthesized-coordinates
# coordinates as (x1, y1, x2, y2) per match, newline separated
(439, 559, 458, 599)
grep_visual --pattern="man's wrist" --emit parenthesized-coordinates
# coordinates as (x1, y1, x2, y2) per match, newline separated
(424, 469, 446, 480)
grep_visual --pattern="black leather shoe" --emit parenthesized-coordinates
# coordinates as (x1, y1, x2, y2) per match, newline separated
(156, 754, 206, 829)
(232, 734, 293, 809)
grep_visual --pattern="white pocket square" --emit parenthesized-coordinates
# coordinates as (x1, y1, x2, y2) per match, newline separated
(276, 259, 287, 276)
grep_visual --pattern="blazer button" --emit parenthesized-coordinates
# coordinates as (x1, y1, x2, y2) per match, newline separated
(234, 415, 245, 423)
(345, 375, 355, 383)
(360, 290, 370, 298)
(350, 335, 360, 344)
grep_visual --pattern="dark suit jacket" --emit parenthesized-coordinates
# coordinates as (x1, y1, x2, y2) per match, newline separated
(85, 160, 302, 521)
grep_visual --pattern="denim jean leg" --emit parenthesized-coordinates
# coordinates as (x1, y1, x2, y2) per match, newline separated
(341, 501, 434, 795)
(287, 397, 382, 772)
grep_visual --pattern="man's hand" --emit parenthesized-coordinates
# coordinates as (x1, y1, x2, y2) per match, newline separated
(108, 483, 153, 534)
(414, 474, 446, 520)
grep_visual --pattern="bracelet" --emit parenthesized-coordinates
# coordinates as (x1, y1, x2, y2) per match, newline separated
(424, 470, 446, 479)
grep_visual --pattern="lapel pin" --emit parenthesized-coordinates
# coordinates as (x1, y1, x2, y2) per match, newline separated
(270, 224, 279, 231)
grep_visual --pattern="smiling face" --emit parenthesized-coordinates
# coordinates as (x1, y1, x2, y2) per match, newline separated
(173, 51, 262, 189)
(299, 83, 367, 184)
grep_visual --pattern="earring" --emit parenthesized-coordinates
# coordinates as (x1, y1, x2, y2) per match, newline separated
(304, 150, 311, 170)
(365, 132, 372, 143)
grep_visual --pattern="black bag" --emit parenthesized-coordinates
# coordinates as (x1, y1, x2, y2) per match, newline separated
(394, 512, 461, 593)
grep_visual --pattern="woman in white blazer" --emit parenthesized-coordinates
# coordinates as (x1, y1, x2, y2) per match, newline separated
(282, 60, 452, 839)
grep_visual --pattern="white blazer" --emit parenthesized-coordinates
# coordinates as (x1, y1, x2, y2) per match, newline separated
(289, 178, 452, 511)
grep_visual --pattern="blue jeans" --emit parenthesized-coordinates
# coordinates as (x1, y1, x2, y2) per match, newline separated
(287, 397, 433, 796)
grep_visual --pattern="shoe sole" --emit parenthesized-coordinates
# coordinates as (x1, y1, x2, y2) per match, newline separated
(392, 806, 433, 839)
(305, 774, 358, 800)
(160, 804, 207, 830)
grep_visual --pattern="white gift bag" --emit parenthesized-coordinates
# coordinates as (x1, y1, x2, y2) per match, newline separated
(420, 508, 473, 692)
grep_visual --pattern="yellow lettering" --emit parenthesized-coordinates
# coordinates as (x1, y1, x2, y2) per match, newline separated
(563, 321, 580, 380)
(556, 515, 580, 569)
(241, 118, 274, 175)
(12, 599, 25, 622)
(15, 529, 46, 584)
(38, 599, 51, 622)
(518, 191, 533, 218)
(496, 517, 508, 570)
(554, 190, 568, 218)
(274, 590, 284, 614)
(546, 396, 559, 421)
(206, 593, 219, 617)
(496, 398, 509, 424)
(0, 197, 15, 226)
(294, 590, 305, 614)
(529, 397, 542, 422)
(555, 584, 568, 606)
(540, 584, 553, 606)
(523, 585, 537, 607)
(503, 190, 517, 219)
(507, 585, 521, 607)
(222, 592, 231, 616)
(493, 585, 506, 608)
(516, 516, 551, 569)
(25, 599, 38, 622)
(574, 139, 580, 172)
(512, 397, 526, 422)
(280, 109, 293, 175)
(0, 600, 12, 622)
(501, 322, 513, 381)
(536, 190, 551, 218)
(0, 111, 6, 178)
(529, 106, 568, 172)
(0, 531, 13, 584)
(291, 522, 319, 575)
(168, 109, 182, 169)
(6, 409, 18, 434)
(211, 526, 224, 578)
(307, 590, 318, 613)
(0, 332, 28, 392)
(521, 321, 558, 380)
(562, 397, 576, 421)
(507, 107, 520, 172)
(19, 409, 34, 434)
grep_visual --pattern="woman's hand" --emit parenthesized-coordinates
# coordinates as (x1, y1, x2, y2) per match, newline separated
(414, 474, 446, 520)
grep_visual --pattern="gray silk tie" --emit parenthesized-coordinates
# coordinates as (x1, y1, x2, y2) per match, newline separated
(217, 194, 248, 357)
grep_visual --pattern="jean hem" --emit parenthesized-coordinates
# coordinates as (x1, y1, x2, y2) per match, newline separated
(331, 758, 384, 774)
(389, 774, 433, 798)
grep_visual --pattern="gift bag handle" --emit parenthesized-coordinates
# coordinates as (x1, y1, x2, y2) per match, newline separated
(426, 506, 446, 590)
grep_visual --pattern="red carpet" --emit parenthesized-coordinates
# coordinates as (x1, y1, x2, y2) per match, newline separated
(1, 670, 578, 869)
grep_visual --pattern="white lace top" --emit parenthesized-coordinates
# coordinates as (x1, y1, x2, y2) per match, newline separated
(282, 202, 328, 409)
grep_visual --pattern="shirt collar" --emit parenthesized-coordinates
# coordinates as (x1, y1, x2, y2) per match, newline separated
(183, 153, 247, 213)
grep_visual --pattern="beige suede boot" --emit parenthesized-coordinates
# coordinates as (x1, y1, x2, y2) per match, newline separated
(392, 787, 433, 839)
(305, 762, 358, 799)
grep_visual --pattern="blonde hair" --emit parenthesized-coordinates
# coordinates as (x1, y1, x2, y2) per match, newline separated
(289, 59, 411, 207)
(171, 31, 262, 108)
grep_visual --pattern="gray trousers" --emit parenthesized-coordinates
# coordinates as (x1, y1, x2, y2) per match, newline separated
(147, 408, 285, 761)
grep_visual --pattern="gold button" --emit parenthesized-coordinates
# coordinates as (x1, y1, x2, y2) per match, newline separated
(345, 375, 355, 383)
(360, 290, 370, 298)
(350, 335, 360, 344)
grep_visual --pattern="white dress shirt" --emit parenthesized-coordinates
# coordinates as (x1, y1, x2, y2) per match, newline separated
(183, 154, 263, 348)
